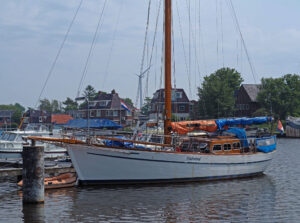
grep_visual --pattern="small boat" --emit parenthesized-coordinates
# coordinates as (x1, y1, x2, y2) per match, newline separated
(0, 124, 67, 159)
(18, 172, 77, 189)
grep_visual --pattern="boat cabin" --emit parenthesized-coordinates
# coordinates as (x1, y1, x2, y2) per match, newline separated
(179, 136, 244, 154)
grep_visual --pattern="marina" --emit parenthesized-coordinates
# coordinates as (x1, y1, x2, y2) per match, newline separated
(0, 138, 299, 222)
(0, 0, 300, 222)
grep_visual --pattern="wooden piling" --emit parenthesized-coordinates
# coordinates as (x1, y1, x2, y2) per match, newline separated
(22, 144, 45, 203)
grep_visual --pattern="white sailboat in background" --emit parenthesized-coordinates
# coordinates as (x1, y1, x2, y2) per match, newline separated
(28, 0, 276, 185)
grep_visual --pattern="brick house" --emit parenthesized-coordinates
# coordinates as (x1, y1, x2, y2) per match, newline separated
(25, 109, 52, 124)
(235, 84, 261, 117)
(75, 90, 136, 127)
(149, 88, 190, 121)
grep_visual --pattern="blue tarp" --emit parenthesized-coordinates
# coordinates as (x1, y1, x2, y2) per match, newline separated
(103, 136, 147, 150)
(216, 117, 272, 130)
(225, 127, 249, 148)
(256, 136, 277, 153)
(64, 119, 122, 129)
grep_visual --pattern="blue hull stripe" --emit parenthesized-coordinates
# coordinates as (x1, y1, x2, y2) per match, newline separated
(79, 172, 264, 185)
(87, 152, 271, 165)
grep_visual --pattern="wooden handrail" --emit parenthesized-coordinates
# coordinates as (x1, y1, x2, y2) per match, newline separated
(26, 136, 86, 144)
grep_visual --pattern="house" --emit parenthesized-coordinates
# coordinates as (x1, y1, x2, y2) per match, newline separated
(24, 109, 52, 124)
(74, 90, 136, 127)
(149, 88, 190, 121)
(235, 84, 261, 117)
(0, 110, 15, 127)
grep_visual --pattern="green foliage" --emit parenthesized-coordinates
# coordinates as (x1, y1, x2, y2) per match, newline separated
(39, 98, 63, 113)
(198, 68, 243, 118)
(257, 74, 300, 120)
(0, 103, 25, 125)
(83, 85, 97, 101)
(252, 107, 269, 117)
(123, 98, 134, 107)
(63, 97, 78, 112)
(141, 97, 152, 115)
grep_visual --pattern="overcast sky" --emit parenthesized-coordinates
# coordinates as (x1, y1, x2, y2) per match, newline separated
(1, 0, 300, 108)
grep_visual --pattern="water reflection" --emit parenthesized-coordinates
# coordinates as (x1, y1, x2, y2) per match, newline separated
(46, 175, 276, 222)
(23, 203, 45, 223)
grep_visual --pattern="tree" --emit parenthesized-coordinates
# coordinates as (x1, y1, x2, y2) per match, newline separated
(0, 103, 25, 125)
(39, 99, 52, 112)
(123, 98, 134, 107)
(198, 68, 243, 118)
(141, 97, 152, 115)
(257, 74, 300, 120)
(83, 85, 97, 101)
(39, 99, 63, 113)
(63, 97, 78, 112)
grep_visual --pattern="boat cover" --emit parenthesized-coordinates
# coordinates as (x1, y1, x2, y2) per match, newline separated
(256, 136, 277, 153)
(286, 116, 300, 129)
(64, 119, 122, 129)
(216, 117, 271, 130)
(103, 136, 147, 149)
(225, 127, 249, 148)
(171, 120, 218, 135)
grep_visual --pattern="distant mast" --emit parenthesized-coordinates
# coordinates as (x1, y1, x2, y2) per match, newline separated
(164, 0, 172, 144)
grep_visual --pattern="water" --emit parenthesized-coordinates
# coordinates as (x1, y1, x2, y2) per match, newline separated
(0, 138, 299, 222)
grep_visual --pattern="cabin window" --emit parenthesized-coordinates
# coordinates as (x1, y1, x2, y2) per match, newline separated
(223, 143, 231, 151)
(213, 144, 222, 152)
(233, 142, 241, 150)
(8, 134, 17, 141)
(191, 143, 198, 152)
(181, 143, 190, 151)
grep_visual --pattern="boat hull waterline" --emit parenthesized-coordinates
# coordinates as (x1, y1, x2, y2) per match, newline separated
(67, 144, 274, 185)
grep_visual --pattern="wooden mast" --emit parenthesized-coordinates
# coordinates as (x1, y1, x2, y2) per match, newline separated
(164, 0, 172, 144)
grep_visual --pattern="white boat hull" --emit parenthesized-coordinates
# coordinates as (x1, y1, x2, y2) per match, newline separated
(67, 144, 274, 184)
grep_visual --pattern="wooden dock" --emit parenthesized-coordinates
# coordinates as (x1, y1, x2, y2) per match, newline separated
(0, 165, 75, 178)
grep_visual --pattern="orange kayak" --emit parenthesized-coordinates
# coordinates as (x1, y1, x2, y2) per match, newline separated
(18, 172, 77, 189)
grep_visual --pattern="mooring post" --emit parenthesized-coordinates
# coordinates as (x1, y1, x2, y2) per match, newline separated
(22, 140, 45, 203)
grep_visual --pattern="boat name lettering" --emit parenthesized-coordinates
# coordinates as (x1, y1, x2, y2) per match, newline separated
(187, 157, 201, 161)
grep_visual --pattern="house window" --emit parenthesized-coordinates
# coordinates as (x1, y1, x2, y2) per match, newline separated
(176, 92, 182, 99)
(89, 101, 97, 107)
(213, 144, 222, 152)
(245, 104, 249, 110)
(90, 111, 94, 117)
(113, 111, 118, 117)
(223, 143, 231, 151)
(179, 105, 185, 112)
(106, 110, 114, 116)
(96, 110, 101, 117)
(99, 101, 108, 106)
(126, 111, 131, 116)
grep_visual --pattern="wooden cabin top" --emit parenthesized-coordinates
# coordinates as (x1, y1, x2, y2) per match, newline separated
(179, 136, 246, 154)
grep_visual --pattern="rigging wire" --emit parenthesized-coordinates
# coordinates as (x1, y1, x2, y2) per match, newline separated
(216, 0, 219, 67)
(144, 0, 163, 100)
(35, 0, 83, 108)
(227, 0, 257, 83)
(135, 0, 152, 107)
(77, 0, 108, 98)
(101, 0, 124, 89)
(220, 0, 225, 67)
(176, 0, 191, 98)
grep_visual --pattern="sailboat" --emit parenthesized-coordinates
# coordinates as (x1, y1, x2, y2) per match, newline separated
(28, 0, 276, 185)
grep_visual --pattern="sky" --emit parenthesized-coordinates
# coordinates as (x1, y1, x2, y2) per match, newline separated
(1, 0, 300, 109)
